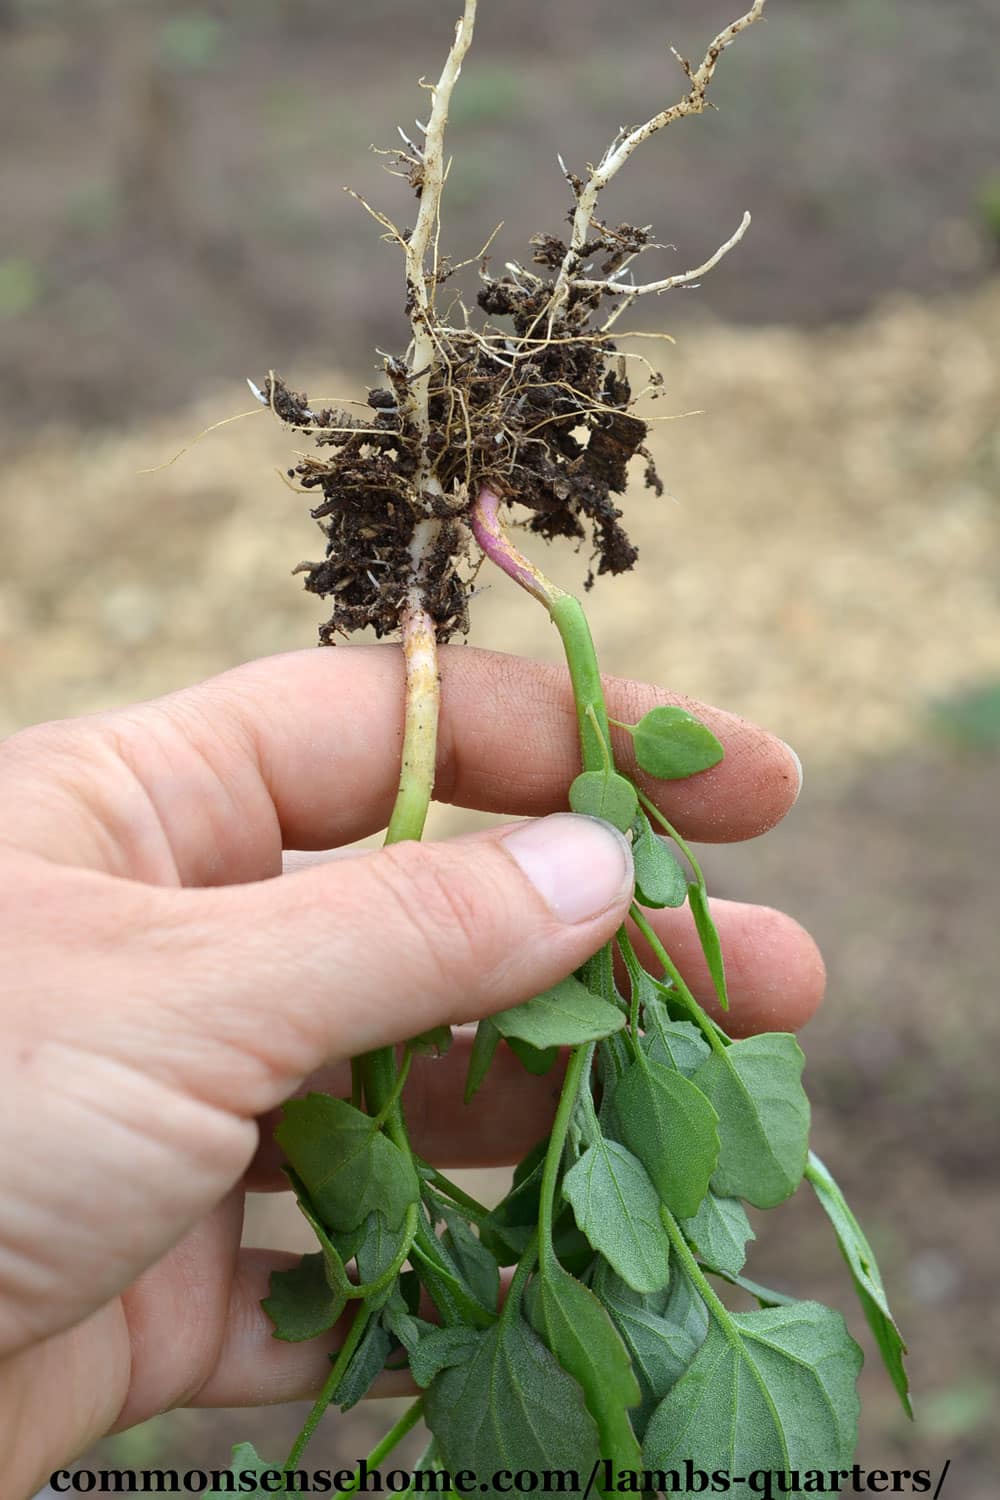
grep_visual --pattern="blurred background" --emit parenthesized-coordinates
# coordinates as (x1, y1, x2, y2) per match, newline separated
(3, 0, 998, 1495)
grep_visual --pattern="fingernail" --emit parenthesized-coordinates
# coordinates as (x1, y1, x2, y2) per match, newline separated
(779, 740, 803, 803)
(502, 813, 634, 924)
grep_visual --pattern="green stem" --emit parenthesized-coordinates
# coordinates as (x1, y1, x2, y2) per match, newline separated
(337, 1397, 426, 1495)
(283, 1302, 372, 1471)
(537, 1043, 593, 1270)
(548, 592, 612, 773)
(637, 788, 707, 887)
(629, 905, 727, 1056)
(417, 1161, 492, 1221)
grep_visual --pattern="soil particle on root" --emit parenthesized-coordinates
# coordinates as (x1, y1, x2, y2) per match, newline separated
(262, 253, 663, 642)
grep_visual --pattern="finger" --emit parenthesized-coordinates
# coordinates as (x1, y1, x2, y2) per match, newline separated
(21, 814, 635, 1123)
(0, 646, 800, 883)
(247, 892, 823, 1186)
(625, 896, 825, 1039)
(190, 1249, 416, 1409)
(112, 1191, 245, 1432)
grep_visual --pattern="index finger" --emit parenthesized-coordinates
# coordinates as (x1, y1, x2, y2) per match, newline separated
(0, 645, 800, 884)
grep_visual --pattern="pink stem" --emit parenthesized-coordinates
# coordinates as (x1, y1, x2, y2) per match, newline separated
(470, 486, 563, 607)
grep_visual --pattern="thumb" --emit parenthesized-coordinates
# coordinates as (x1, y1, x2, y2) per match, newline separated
(103, 812, 635, 1116)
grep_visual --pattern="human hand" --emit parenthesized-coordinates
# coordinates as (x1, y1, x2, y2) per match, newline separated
(0, 646, 820, 1493)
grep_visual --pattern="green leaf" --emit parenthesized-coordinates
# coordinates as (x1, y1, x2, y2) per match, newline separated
(806, 1152, 912, 1418)
(283, 1168, 355, 1299)
(692, 1034, 810, 1209)
(442, 1213, 501, 1313)
(678, 1191, 755, 1277)
(492, 975, 625, 1049)
(563, 1137, 671, 1293)
(464, 1017, 501, 1103)
(526, 1257, 642, 1472)
(642, 1301, 862, 1478)
(332, 1319, 393, 1410)
(505, 1036, 559, 1076)
(633, 816, 688, 908)
(569, 769, 638, 832)
(631, 705, 724, 781)
(354, 1210, 410, 1307)
(613, 1060, 720, 1217)
(641, 1006, 710, 1077)
(592, 1259, 709, 1440)
(410, 1325, 483, 1388)
(262, 1252, 345, 1343)
(707, 1268, 798, 1308)
(276, 1093, 420, 1231)
(424, 1316, 601, 1490)
(202, 1442, 286, 1498)
(687, 882, 729, 1011)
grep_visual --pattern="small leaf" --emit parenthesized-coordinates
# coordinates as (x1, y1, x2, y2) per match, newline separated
(424, 1316, 601, 1485)
(505, 1036, 559, 1076)
(527, 1257, 642, 1473)
(355, 1210, 410, 1307)
(563, 1137, 671, 1293)
(276, 1093, 420, 1232)
(409, 1325, 483, 1388)
(807, 1152, 912, 1418)
(492, 975, 625, 1048)
(642, 1301, 862, 1477)
(631, 705, 724, 780)
(641, 1005, 710, 1077)
(442, 1213, 501, 1313)
(592, 1259, 709, 1439)
(332, 1319, 393, 1411)
(569, 769, 638, 832)
(687, 882, 729, 1011)
(633, 816, 688, 908)
(692, 1034, 810, 1209)
(263, 1252, 346, 1343)
(464, 1017, 501, 1103)
(678, 1191, 755, 1277)
(202, 1443, 286, 1498)
(613, 1060, 720, 1217)
(708, 1268, 798, 1308)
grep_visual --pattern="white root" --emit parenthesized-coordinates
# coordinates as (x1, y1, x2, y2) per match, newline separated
(544, 0, 766, 324)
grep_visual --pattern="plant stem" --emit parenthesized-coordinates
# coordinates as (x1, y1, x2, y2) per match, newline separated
(283, 1302, 373, 1472)
(537, 1043, 593, 1269)
(337, 1397, 426, 1495)
(470, 488, 610, 774)
(386, 596, 440, 844)
(628, 905, 728, 1056)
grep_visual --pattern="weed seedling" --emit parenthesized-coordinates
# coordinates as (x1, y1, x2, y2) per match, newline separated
(218, 4, 909, 1491)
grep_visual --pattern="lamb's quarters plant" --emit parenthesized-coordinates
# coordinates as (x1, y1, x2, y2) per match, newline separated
(211, 2, 910, 1492)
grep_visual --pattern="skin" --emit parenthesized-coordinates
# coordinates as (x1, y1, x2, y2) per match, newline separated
(0, 645, 823, 1494)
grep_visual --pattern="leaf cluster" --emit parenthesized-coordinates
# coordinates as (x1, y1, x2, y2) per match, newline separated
(255, 704, 908, 1491)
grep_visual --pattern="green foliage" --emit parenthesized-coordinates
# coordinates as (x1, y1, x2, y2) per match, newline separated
(612, 1059, 720, 1217)
(632, 812, 688, 908)
(263, 1252, 344, 1342)
(679, 1190, 755, 1276)
(491, 974, 626, 1048)
(628, 706, 725, 780)
(563, 1136, 672, 1293)
(424, 1316, 602, 1486)
(569, 768, 638, 831)
(806, 1153, 912, 1416)
(526, 1258, 643, 1471)
(275, 1094, 420, 1231)
(642, 1299, 863, 1477)
(693, 1034, 810, 1208)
